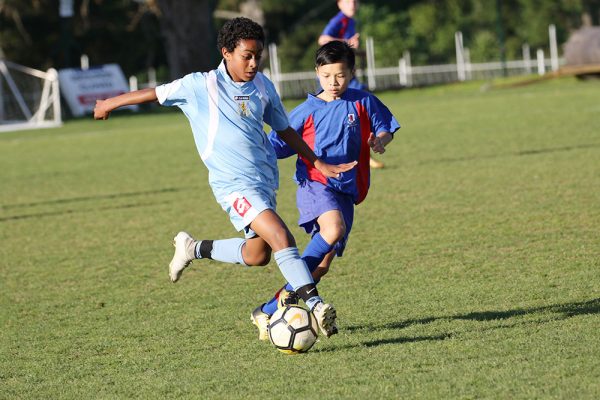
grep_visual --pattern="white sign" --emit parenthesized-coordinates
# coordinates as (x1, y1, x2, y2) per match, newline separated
(58, 64, 134, 117)
(59, 0, 74, 17)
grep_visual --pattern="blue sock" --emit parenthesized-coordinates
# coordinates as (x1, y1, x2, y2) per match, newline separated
(195, 238, 246, 265)
(262, 234, 333, 315)
(302, 232, 334, 275)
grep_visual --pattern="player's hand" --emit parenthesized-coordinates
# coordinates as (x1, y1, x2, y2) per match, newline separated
(94, 100, 111, 120)
(314, 159, 357, 179)
(368, 132, 386, 154)
(347, 33, 360, 49)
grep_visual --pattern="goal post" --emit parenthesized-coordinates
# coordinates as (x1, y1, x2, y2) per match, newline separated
(0, 60, 62, 132)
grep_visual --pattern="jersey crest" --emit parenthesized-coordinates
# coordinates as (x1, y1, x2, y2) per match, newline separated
(346, 113, 357, 127)
(234, 95, 251, 117)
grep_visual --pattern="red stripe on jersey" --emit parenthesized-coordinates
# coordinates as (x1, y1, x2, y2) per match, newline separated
(299, 114, 327, 185)
(339, 16, 349, 38)
(355, 101, 371, 204)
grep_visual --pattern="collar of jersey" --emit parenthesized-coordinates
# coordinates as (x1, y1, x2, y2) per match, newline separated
(218, 60, 252, 87)
(308, 90, 348, 104)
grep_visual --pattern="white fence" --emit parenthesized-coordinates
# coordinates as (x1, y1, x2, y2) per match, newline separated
(267, 24, 563, 99)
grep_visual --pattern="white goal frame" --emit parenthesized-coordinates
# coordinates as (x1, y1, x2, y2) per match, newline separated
(0, 60, 62, 132)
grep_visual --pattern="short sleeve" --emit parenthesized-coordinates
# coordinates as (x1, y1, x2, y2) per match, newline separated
(365, 94, 401, 136)
(155, 73, 203, 112)
(267, 104, 304, 159)
(261, 76, 290, 132)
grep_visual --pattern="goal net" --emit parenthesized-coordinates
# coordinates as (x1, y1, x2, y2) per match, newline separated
(0, 60, 62, 132)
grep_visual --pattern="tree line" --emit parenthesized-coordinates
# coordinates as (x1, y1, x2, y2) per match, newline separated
(1, 0, 598, 80)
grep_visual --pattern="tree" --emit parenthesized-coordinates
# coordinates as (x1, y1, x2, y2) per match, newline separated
(154, 0, 218, 79)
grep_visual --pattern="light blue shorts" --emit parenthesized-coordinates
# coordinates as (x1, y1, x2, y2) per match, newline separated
(216, 188, 277, 239)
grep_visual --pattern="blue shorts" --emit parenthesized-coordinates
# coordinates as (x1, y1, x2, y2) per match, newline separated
(296, 180, 355, 256)
(217, 188, 276, 239)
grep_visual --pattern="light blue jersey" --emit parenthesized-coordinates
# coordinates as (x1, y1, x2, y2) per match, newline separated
(156, 61, 290, 232)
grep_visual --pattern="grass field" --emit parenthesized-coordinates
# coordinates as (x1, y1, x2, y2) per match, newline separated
(1, 77, 599, 399)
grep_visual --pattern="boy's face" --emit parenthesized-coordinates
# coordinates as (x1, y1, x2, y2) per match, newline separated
(316, 62, 353, 101)
(338, 0, 358, 17)
(222, 39, 263, 82)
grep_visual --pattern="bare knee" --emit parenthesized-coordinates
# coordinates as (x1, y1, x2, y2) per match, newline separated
(320, 223, 346, 244)
(241, 239, 272, 266)
(243, 248, 271, 266)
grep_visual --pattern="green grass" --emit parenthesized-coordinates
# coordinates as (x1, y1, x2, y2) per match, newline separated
(1, 77, 599, 399)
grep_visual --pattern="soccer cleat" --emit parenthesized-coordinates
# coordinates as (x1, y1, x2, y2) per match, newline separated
(277, 289, 300, 309)
(250, 305, 270, 341)
(311, 302, 338, 338)
(369, 156, 385, 169)
(168, 231, 196, 283)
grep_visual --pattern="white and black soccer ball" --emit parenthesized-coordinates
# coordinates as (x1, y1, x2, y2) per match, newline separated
(268, 305, 319, 354)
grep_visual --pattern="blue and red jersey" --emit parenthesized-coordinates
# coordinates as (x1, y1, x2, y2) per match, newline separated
(268, 88, 400, 205)
(322, 11, 356, 40)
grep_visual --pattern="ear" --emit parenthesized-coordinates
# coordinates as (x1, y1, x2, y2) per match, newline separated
(221, 47, 230, 60)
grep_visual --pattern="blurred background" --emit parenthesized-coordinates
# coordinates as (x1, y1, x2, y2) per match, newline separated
(1, 0, 600, 125)
(2, 0, 600, 78)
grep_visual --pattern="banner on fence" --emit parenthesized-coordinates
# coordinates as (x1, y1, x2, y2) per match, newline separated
(58, 64, 135, 117)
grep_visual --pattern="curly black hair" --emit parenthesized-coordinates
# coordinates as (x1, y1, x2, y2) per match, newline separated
(217, 17, 265, 53)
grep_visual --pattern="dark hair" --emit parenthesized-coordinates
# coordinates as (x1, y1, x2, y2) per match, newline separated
(217, 17, 265, 53)
(315, 41, 356, 70)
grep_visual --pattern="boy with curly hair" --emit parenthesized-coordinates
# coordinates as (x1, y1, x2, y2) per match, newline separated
(94, 17, 356, 338)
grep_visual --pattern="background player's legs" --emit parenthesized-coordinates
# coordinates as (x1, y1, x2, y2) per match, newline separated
(313, 249, 336, 281)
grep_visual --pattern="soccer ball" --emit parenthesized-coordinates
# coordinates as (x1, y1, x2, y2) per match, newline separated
(268, 305, 319, 354)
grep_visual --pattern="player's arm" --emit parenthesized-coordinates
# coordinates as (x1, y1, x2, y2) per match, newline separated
(275, 126, 357, 178)
(318, 34, 336, 46)
(318, 33, 360, 48)
(94, 88, 157, 120)
(368, 131, 394, 154)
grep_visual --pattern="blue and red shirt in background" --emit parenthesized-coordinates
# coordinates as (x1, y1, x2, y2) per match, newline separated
(322, 11, 356, 40)
(268, 88, 400, 205)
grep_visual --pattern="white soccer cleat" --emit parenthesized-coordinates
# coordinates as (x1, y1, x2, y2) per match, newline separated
(312, 302, 338, 337)
(168, 231, 196, 283)
(250, 305, 270, 341)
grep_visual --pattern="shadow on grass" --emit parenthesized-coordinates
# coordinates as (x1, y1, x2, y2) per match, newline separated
(2, 187, 183, 210)
(313, 333, 453, 353)
(419, 143, 600, 165)
(0, 201, 170, 222)
(0, 187, 188, 222)
(334, 298, 600, 351)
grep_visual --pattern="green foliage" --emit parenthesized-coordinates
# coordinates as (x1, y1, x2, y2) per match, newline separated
(356, 4, 408, 67)
(0, 0, 164, 76)
(277, 21, 323, 72)
(2, 78, 600, 398)
(1, 0, 599, 80)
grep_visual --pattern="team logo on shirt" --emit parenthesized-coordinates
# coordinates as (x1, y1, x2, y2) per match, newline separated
(235, 95, 251, 117)
(233, 196, 252, 217)
(347, 113, 357, 127)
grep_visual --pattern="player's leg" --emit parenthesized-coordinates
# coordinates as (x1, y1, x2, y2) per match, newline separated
(250, 209, 338, 337)
(260, 210, 345, 316)
(313, 249, 336, 281)
(169, 190, 274, 282)
(169, 233, 272, 282)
